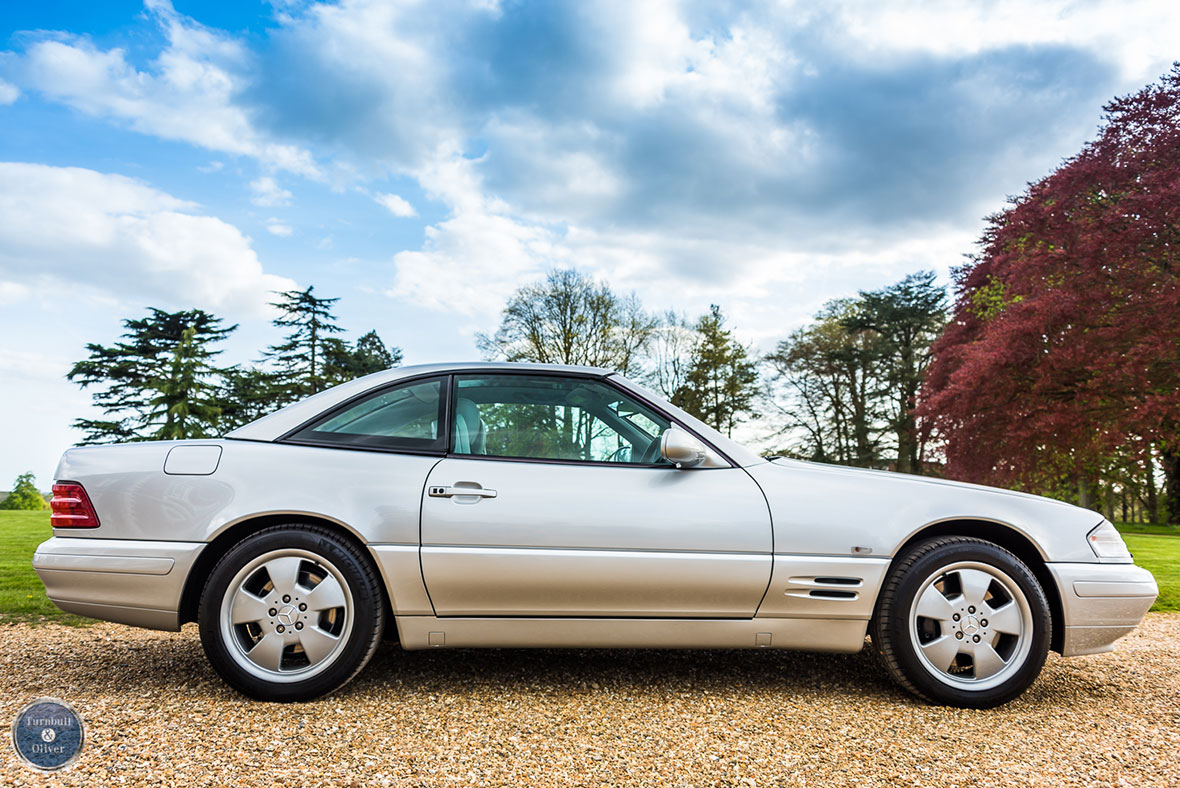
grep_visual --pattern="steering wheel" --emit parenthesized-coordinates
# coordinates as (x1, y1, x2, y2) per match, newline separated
(606, 445, 632, 463)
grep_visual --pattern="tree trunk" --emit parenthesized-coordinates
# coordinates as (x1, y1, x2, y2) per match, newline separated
(1161, 448, 1180, 526)
(895, 417, 915, 474)
(1145, 453, 1159, 524)
(1077, 476, 1091, 510)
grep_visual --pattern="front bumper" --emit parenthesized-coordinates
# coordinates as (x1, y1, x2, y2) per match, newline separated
(1047, 562, 1158, 656)
(33, 537, 205, 631)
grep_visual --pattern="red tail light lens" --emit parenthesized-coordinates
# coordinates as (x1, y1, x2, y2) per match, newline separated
(50, 482, 101, 529)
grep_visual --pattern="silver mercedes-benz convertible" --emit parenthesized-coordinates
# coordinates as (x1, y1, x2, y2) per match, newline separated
(35, 362, 1157, 706)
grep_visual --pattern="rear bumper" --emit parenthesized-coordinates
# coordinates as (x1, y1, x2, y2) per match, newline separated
(33, 537, 205, 631)
(1047, 562, 1158, 657)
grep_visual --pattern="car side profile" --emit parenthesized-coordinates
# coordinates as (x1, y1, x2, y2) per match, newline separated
(34, 362, 1158, 706)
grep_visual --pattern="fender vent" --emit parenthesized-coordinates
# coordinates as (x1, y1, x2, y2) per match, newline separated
(808, 589, 858, 599)
(784, 576, 864, 601)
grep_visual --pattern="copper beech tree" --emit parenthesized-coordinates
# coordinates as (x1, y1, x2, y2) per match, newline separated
(920, 65, 1180, 524)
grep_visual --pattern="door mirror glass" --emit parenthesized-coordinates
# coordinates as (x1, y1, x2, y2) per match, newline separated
(660, 427, 706, 468)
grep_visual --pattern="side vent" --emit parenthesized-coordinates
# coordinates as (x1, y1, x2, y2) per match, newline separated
(808, 589, 857, 599)
(785, 576, 864, 601)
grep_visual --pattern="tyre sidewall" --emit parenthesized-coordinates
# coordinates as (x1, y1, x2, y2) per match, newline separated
(198, 526, 383, 702)
(884, 540, 1051, 708)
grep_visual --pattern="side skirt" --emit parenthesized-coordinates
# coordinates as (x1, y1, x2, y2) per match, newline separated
(393, 615, 869, 652)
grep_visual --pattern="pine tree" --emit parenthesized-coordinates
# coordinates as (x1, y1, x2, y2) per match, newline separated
(672, 305, 758, 436)
(321, 330, 403, 386)
(216, 366, 280, 432)
(352, 330, 403, 375)
(844, 271, 947, 473)
(263, 286, 345, 402)
(68, 309, 235, 444)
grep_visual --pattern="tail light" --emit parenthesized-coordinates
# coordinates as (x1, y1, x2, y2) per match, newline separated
(50, 482, 101, 529)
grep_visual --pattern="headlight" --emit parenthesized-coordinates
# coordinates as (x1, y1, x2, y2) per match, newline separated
(1087, 521, 1132, 563)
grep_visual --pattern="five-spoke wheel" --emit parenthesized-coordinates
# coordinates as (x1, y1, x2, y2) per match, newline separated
(872, 537, 1051, 708)
(220, 549, 353, 680)
(199, 525, 385, 702)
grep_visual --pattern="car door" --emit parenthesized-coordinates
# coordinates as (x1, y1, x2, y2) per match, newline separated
(419, 372, 772, 618)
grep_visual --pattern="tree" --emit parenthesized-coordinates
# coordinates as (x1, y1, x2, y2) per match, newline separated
(643, 311, 699, 399)
(844, 271, 947, 473)
(764, 299, 887, 466)
(477, 269, 657, 375)
(322, 330, 403, 385)
(919, 66, 1180, 522)
(68, 309, 235, 444)
(149, 324, 226, 440)
(672, 305, 759, 436)
(215, 366, 281, 432)
(263, 286, 345, 403)
(0, 472, 48, 510)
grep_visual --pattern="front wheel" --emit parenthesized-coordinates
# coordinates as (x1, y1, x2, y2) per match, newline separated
(871, 537, 1051, 708)
(198, 524, 386, 702)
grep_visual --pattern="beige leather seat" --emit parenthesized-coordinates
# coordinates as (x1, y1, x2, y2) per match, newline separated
(453, 398, 487, 455)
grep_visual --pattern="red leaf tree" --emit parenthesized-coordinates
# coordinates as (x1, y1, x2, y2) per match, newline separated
(920, 65, 1180, 523)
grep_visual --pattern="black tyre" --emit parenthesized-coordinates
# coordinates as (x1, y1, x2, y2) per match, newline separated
(871, 537, 1051, 708)
(198, 524, 385, 702)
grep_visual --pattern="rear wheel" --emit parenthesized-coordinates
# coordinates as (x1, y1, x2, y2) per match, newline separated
(871, 537, 1051, 708)
(198, 524, 385, 702)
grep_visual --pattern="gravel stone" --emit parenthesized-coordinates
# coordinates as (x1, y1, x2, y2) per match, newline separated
(2, 614, 1177, 786)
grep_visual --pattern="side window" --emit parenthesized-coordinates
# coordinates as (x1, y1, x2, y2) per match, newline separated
(288, 377, 446, 451)
(452, 374, 672, 465)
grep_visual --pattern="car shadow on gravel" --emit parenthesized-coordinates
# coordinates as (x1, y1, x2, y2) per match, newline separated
(63, 626, 1139, 710)
(344, 641, 907, 703)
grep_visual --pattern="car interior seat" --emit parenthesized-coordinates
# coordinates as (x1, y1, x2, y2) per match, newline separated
(453, 398, 487, 455)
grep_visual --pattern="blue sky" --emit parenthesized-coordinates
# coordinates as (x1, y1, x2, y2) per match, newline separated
(2, 0, 1179, 487)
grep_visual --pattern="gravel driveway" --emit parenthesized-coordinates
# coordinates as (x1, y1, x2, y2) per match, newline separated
(2, 614, 1177, 787)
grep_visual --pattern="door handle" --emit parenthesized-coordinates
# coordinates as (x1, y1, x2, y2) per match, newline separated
(428, 485, 498, 499)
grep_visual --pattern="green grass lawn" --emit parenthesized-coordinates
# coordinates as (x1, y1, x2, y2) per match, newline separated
(1114, 521, 1180, 537)
(1, 510, 1178, 624)
(1121, 533, 1180, 612)
(0, 510, 88, 625)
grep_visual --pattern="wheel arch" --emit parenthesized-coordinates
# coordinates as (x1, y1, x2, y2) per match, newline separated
(179, 512, 393, 633)
(887, 518, 1066, 654)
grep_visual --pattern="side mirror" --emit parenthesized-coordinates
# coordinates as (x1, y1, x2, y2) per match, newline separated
(660, 427, 707, 468)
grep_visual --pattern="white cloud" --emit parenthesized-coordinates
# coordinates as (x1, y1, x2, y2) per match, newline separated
(818, 0, 1180, 82)
(0, 280, 28, 303)
(11, 0, 1180, 346)
(0, 79, 19, 105)
(0, 162, 294, 316)
(374, 192, 417, 217)
(266, 219, 293, 236)
(11, 2, 318, 175)
(250, 176, 293, 206)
